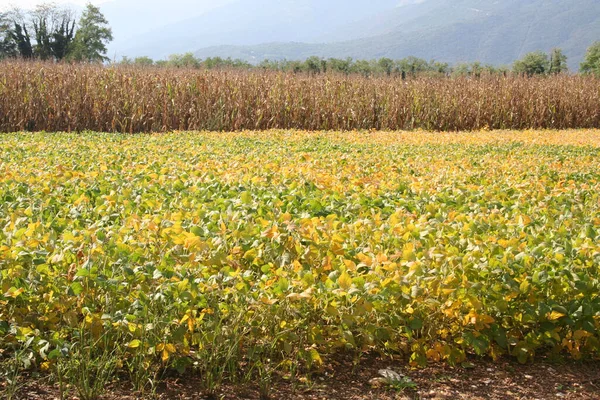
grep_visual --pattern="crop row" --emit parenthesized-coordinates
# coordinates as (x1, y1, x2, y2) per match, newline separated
(2, 61, 600, 133)
(1, 131, 600, 398)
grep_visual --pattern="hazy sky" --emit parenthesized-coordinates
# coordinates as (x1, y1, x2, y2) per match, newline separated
(0, 0, 110, 11)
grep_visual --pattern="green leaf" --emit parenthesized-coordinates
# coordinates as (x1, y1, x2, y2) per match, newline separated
(240, 191, 252, 204)
(69, 282, 84, 296)
(409, 318, 423, 331)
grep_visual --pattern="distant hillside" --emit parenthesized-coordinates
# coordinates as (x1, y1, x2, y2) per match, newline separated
(194, 0, 600, 70)
(106, 0, 398, 60)
(101, 0, 237, 60)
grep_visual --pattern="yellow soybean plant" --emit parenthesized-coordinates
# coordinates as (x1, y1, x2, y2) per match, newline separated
(1, 130, 599, 392)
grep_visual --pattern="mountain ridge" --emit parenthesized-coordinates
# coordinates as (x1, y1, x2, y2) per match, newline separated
(193, 0, 600, 70)
(93, 0, 600, 69)
(105, 0, 399, 60)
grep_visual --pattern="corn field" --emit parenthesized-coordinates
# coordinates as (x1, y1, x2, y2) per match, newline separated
(1, 61, 600, 133)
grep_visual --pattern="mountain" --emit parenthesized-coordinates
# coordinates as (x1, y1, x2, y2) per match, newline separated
(193, 0, 600, 70)
(100, 0, 237, 60)
(9, 0, 600, 69)
(103, 0, 399, 60)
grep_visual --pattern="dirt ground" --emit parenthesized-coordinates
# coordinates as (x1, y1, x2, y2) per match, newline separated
(12, 354, 600, 400)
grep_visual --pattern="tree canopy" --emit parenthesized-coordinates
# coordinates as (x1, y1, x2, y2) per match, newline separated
(0, 3, 111, 62)
(69, 4, 113, 62)
(0, 12, 17, 59)
(512, 49, 568, 76)
(513, 51, 550, 76)
(548, 48, 568, 74)
(580, 42, 600, 76)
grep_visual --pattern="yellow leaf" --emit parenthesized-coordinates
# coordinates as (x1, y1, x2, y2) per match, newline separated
(331, 233, 345, 243)
(338, 272, 352, 291)
(4, 287, 24, 298)
(286, 288, 313, 301)
(548, 311, 565, 321)
(574, 330, 591, 340)
(357, 253, 373, 266)
(308, 348, 323, 367)
(165, 343, 176, 354)
(280, 213, 292, 222)
(518, 214, 532, 225)
(343, 259, 357, 271)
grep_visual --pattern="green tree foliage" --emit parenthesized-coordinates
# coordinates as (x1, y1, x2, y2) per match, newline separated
(0, 12, 17, 59)
(119, 55, 132, 65)
(378, 57, 394, 76)
(327, 57, 353, 75)
(119, 56, 154, 66)
(131, 54, 251, 69)
(69, 4, 113, 62)
(50, 9, 77, 60)
(29, 4, 76, 60)
(4, 9, 34, 59)
(513, 51, 550, 76)
(254, 56, 450, 77)
(133, 56, 154, 66)
(11, 22, 33, 59)
(203, 56, 251, 69)
(137, 55, 488, 78)
(548, 48, 568, 74)
(2, 4, 78, 61)
(31, 5, 53, 60)
(580, 41, 600, 76)
(452, 62, 508, 77)
(396, 56, 430, 76)
(305, 56, 323, 74)
(513, 49, 568, 76)
(167, 52, 200, 68)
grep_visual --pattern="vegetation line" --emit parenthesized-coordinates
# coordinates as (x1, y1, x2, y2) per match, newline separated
(1, 61, 600, 133)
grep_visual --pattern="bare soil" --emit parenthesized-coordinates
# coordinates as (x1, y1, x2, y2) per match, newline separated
(10, 354, 600, 400)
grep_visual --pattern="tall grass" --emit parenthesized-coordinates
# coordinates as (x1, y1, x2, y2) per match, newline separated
(1, 60, 599, 132)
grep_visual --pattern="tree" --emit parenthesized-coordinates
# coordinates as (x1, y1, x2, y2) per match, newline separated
(548, 48, 568, 74)
(30, 4, 54, 60)
(378, 58, 394, 76)
(134, 56, 154, 66)
(352, 59, 373, 77)
(396, 56, 430, 76)
(11, 22, 34, 59)
(513, 51, 549, 76)
(69, 4, 112, 62)
(2, 4, 76, 61)
(452, 62, 471, 76)
(328, 58, 352, 75)
(305, 56, 322, 74)
(119, 55, 132, 65)
(429, 60, 450, 75)
(50, 8, 77, 60)
(167, 52, 200, 68)
(0, 12, 17, 59)
(4, 8, 33, 59)
(580, 42, 600, 76)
